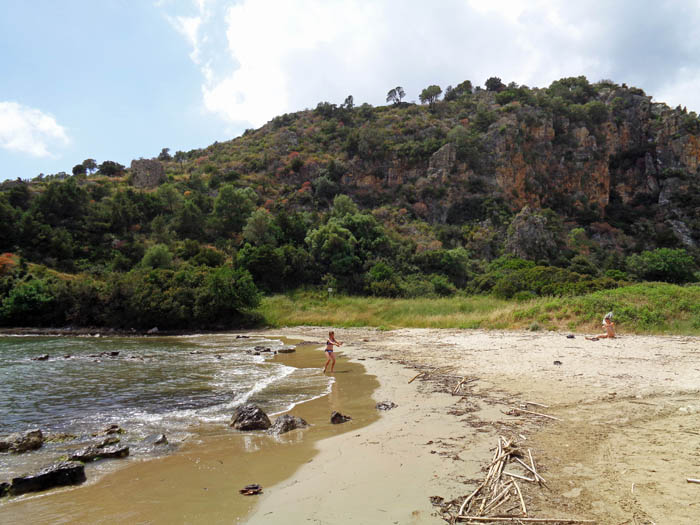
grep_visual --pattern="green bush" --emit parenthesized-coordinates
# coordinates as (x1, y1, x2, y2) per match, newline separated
(626, 248, 697, 284)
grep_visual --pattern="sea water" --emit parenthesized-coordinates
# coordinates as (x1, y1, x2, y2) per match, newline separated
(0, 334, 331, 479)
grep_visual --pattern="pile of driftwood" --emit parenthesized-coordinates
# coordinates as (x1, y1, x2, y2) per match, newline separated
(444, 436, 595, 524)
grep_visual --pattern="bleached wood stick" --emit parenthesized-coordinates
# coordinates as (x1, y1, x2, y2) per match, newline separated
(515, 457, 546, 483)
(408, 371, 424, 384)
(523, 401, 550, 408)
(528, 449, 544, 484)
(483, 482, 513, 513)
(453, 376, 468, 394)
(688, 478, 700, 483)
(455, 517, 596, 523)
(505, 471, 536, 482)
(513, 479, 527, 516)
(511, 407, 562, 421)
(458, 481, 485, 516)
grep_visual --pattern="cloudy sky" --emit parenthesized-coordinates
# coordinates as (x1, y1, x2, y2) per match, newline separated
(2, 0, 699, 182)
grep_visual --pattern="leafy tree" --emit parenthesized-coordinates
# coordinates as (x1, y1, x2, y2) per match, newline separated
(174, 199, 205, 239)
(194, 265, 261, 321)
(305, 219, 361, 290)
(343, 95, 354, 109)
(174, 150, 186, 167)
(72, 164, 87, 176)
(242, 208, 278, 246)
(141, 244, 173, 269)
(98, 160, 125, 177)
(237, 243, 286, 292)
(212, 184, 257, 234)
(82, 158, 97, 174)
(0, 277, 58, 326)
(386, 86, 405, 105)
(330, 194, 359, 218)
(485, 77, 505, 92)
(626, 248, 697, 284)
(158, 148, 172, 161)
(419, 85, 442, 105)
(547, 76, 596, 104)
(312, 176, 339, 203)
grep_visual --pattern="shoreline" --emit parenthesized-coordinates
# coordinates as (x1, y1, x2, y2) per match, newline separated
(0, 336, 380, 524)
(2, 327, 699, 523)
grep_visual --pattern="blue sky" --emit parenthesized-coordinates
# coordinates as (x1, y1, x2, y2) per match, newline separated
(2, 0, 700, 182)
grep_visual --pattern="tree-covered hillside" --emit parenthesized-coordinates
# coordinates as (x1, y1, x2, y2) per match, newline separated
(1, 76, 698, 329)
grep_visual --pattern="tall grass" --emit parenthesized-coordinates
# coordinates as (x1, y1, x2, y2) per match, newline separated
(259, 283, 700, 335)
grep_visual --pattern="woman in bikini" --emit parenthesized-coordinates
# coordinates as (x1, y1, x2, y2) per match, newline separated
(323, 330, 342, 373)
(586, 311, 616, 340)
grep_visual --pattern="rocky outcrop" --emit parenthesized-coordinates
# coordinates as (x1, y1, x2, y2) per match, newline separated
(9, 462, 86, 495)
(268, 415, 308, 435)
(230, 404, 271, 431)
(0, 429, 44, 453)
(70, 444, 129, 462)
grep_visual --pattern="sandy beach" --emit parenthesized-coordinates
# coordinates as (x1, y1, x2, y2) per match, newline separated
(249, 327, 699, 525)
(2, 328, 699, 524)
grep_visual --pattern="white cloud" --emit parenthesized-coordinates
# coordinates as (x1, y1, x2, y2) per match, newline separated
(165, 0, 700, 128)
(0, 102, 70, 158)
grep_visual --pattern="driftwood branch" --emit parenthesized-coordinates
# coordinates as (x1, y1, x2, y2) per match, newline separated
(456, 517, 596, 523)
(688, 478, 700, 484)
(510, 407, 562, 421)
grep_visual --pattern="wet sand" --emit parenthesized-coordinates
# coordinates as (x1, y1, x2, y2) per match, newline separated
(0, 341, 379, 524)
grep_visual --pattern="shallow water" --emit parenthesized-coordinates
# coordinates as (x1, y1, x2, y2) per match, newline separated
(0, 334, 332, 478)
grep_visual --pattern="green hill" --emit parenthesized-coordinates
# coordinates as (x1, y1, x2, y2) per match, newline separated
(1, 76, 698, 330)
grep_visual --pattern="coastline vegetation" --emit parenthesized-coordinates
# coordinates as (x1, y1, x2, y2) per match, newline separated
(1, 76, 699, 332)
(260, 283, 700, 335)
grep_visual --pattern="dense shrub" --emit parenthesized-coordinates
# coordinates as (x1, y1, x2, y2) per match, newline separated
(626, 248, 697, 284)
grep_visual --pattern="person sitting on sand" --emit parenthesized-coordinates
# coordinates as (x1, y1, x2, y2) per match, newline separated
(323, 330, 343, 373)
(586, 311, 616, 340)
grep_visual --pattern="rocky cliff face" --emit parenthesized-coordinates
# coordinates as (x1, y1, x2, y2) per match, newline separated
(337, 86, 699, 249)
(192, 79, 699, 253)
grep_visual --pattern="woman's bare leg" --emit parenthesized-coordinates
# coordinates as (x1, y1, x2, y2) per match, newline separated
(323, 354, 331, 372)
(329, 354, 336, 372)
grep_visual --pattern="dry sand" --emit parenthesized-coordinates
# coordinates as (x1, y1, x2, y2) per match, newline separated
(249, 327, 700, 525)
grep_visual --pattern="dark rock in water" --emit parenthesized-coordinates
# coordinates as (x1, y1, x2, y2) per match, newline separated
(269, 415, 308, 435)
(566, 334, 575, 339)
(376, 401, 398, 411)
(553, 360, 562, 365)
(260, 348, 271, 353)
(100, 424, 124, 435)
(0, 481, 9, 498)
(142, 433, 168, 446)
(236, 335, 250, 339)
(254, 346, 265, 351)
(63, 354, 72, 359)
(330, 412, 352, 424)
(231, 404, 271, 431)
(277, 347, 295, 354)
(70, 445, 129, 462)
(239, 483, 262, 495)
(32, 354, 50, 361)
(3, 429, 44, 453)
(10, 461, 86, 496)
